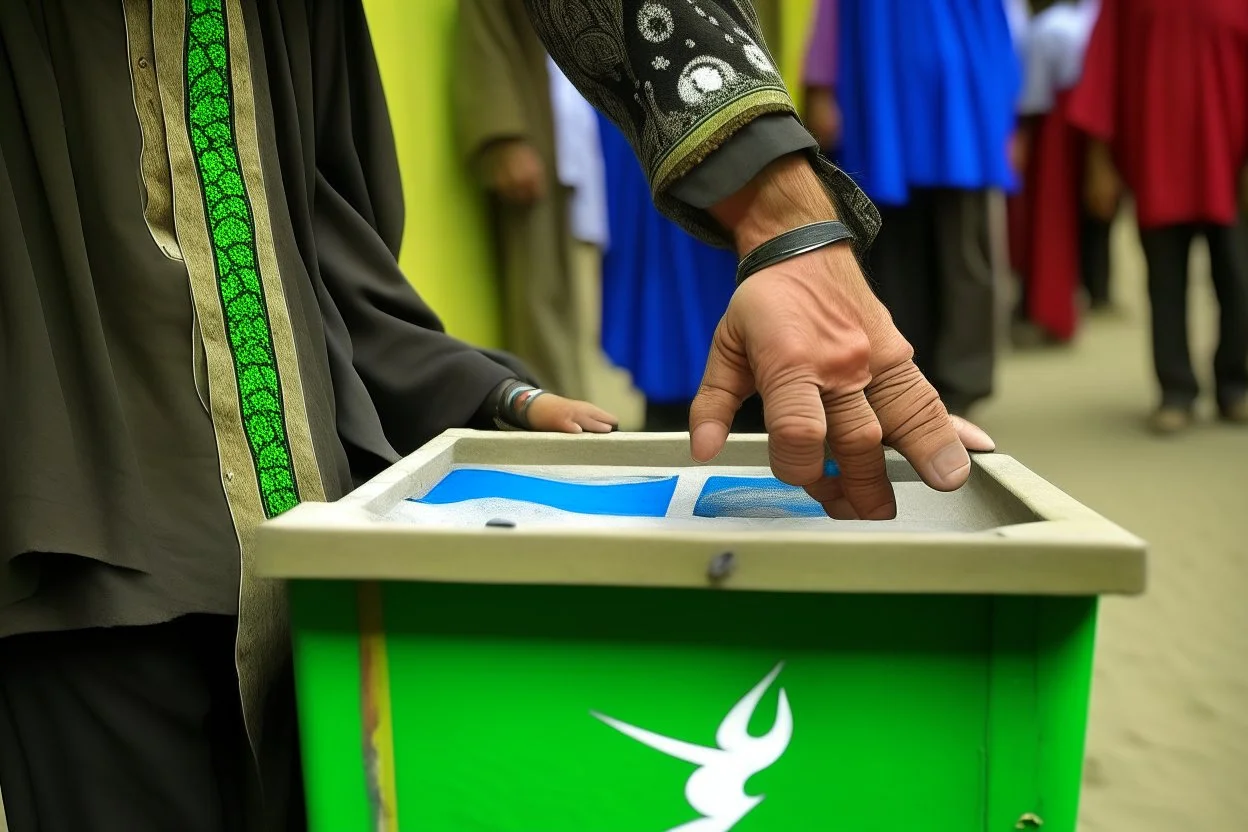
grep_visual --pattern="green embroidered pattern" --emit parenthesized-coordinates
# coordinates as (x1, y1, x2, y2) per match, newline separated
(185, 0, 299, 517)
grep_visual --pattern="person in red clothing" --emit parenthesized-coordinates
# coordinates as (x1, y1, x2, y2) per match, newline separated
(1068, 0, 1248, 433)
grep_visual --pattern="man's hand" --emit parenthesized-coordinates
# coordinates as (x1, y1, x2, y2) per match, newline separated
(485, 139, 547, 205)
(804, 86, 842, 150)
(1084, 139, 1121, 222)
(695, 154, 992, 520)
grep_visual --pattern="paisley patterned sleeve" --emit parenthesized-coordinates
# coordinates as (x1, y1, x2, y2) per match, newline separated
(522, 0, 879, 252)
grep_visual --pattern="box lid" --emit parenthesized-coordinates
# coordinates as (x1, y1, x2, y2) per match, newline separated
(255, 430, 1146, 596)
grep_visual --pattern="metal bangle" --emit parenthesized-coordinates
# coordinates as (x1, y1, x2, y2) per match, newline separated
(735, 220, 855, 285)
(515, 388, 546, 430)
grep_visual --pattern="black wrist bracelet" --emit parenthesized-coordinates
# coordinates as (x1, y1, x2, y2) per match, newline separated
(735, 220, 855, 285)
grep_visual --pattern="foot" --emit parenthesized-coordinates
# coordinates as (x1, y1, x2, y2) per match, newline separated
(1218, 398, 1248, 424)
(1148, 406, 1192, 435)
(1010, 320, 1067, 349)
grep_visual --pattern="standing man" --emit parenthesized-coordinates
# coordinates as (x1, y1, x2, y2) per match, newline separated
(1069, 0, 1248, 432)
(454, 0, 591, 399)
(806, 0, 1024, 417)
(1011, 0, 1108, 346)
(0, 0, 989, 828)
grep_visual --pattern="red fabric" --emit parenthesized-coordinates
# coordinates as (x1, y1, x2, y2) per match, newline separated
(1021, 92, 1084, 342)
(1067, 0, 1248, 229)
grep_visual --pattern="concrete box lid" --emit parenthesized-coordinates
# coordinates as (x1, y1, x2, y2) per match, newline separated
(255, 430, 1146, 596)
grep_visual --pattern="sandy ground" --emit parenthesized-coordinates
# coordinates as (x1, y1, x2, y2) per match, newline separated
(977, 216, 1248, 831)
(584, 211, 1248, 830)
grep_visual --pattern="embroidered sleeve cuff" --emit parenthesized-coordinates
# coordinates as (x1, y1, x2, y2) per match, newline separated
(668, 115, 818, 209)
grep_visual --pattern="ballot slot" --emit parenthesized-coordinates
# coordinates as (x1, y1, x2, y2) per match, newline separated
(384, 462, 1036, 534)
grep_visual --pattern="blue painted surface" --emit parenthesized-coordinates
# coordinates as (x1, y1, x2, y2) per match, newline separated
(694, 476, 828, 519)
(413, 470, 677, 517)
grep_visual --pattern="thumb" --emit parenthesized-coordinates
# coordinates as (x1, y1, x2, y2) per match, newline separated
(690, 324, 754, 463)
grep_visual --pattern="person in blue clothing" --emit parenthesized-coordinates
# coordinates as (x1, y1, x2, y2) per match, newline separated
(806, 0, 1026, 417)
(596, 115, 767, 433)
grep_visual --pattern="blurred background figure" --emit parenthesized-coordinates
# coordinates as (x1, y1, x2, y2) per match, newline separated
(453, 0, 603, 401)
(596, 117, 761, 433)
(1009, 0, 1110, 348)
(804, 0, 1024, 418)
(1068, 0, 1248, 433)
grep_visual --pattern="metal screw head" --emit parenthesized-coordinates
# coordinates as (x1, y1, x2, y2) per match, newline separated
(707, 551, 736, 582)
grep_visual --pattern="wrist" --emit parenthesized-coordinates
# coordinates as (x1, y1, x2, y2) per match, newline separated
(709, 152, 838, 257)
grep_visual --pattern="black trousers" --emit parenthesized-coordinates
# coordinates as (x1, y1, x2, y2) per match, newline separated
(1138, 223, 1248, 409)
(868, 188, 996, 414)
(0, 615, 304, 832)
(1081, 212, 1113, 306)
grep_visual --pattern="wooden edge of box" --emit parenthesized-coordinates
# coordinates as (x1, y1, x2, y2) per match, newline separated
(254, 431, 1146, 596)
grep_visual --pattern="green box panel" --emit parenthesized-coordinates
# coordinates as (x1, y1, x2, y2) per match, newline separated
(290, 582, 1096, 832)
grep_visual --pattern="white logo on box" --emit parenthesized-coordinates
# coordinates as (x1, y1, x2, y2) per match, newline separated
(592, 663, 792, 832)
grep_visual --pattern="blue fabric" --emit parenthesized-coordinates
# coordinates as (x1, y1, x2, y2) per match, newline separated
(597, 115, 739, 403)
(414, 469, 677, 517)
(693, 476, 827, 519)
(838, 0, 1022, 206)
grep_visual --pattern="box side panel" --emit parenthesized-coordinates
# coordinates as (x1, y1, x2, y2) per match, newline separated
(290, 581, 372, 832)
(1037, 597, 1099, 830)
(985, 596, 1098, 832)
(380, 583, 997, 831)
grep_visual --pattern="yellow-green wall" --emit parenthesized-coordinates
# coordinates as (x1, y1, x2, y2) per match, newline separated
(364, 0, 502, 348)
(780, 0, 817, 113)
(363, 0, 817, 349)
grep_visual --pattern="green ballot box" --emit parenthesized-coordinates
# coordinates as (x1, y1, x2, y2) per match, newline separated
(255, 430, 1145, 832)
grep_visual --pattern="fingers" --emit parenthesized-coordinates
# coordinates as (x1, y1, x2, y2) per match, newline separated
(571, 405, 618, 434)
(804, 474, 858, 520)
(865, 361, 971, 491)
(761, 378, 830, 487)
(498, 176, 542, 205)
(690, 324, 754, 462)
(950, 415, 995, 452)
(822, 390, 894, 519)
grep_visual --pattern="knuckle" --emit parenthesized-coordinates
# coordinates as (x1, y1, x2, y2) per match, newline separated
(767, 412, 828, 448)
(832, 418, 884, 453)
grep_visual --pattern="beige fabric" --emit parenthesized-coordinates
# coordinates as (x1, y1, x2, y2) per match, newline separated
(453, 0, 585, 398)
(121, 0, 182, 262)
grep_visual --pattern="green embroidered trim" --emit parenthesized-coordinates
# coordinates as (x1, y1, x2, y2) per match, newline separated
(185, 0, 299, 517)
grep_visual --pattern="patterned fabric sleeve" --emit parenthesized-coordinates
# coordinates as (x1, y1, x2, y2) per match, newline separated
(522, 0, 880, 252)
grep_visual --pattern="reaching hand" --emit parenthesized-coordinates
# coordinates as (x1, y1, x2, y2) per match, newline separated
(486, 139, 547, 205)
(524, 393, 618, 434)
(695, 154, 995, 520)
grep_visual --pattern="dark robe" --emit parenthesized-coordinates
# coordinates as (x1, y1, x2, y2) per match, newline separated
(0, 0, 524, 746)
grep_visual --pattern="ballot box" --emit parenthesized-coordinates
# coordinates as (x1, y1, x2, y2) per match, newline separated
(255, 430, 1145, 832)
